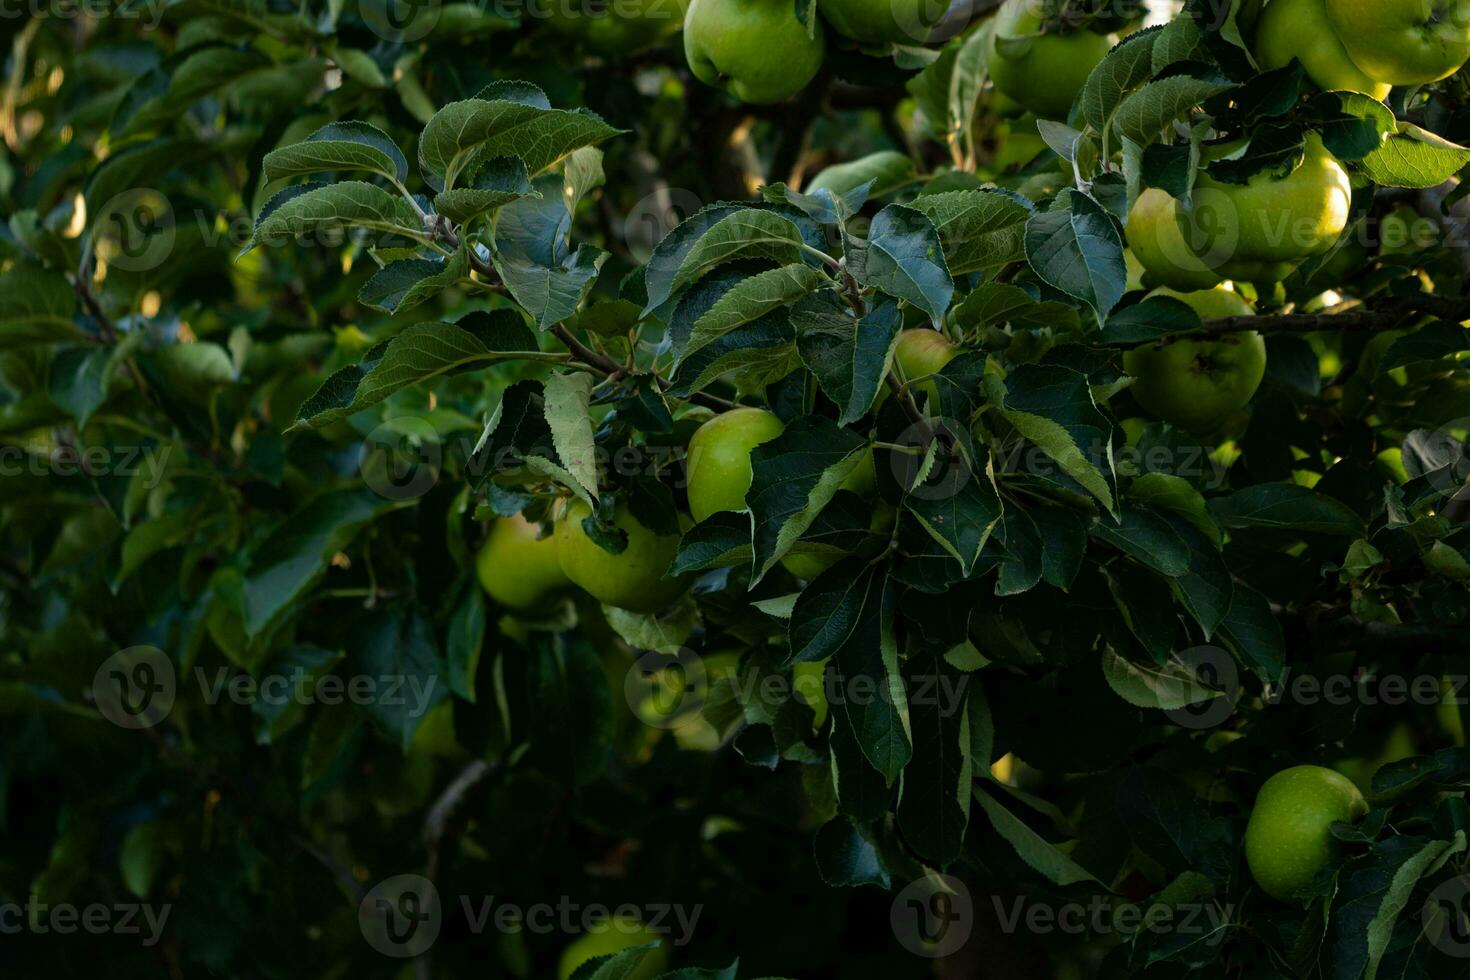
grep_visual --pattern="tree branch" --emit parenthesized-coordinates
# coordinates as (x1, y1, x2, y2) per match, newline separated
(549, 322, 734, 412)
(1187, 294, 1469, 340)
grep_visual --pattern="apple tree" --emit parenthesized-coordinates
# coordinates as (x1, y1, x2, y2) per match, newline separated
(2, 0, 1470, 977)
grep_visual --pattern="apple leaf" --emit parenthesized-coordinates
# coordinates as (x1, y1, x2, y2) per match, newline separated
(1023, 190, 1127, 326)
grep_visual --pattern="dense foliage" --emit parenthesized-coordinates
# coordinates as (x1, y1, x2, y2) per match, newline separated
(3, 0, 1470, 977)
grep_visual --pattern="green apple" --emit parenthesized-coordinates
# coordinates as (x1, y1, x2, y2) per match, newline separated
(557, 915, 669, 980)
(1256, 0, 1392, 99)
(1245, 765, 1368, 902)
(1124, 286, 1267, 434)
(988, 0, 1116, 119)
(684, 0, 825, 104)
(891, 328, 958, 409)
(542, 0, 688, 55)
(686, 407, 786, 522)
(556, 499, 689, 613)
(477, 513, 572, 611)
(1378, 203, 1440, 255)
(1326, 0, 1470, 85)
(1126, 188, 1226, 293)
(817, 0, 943, 45)
(1185, 133, 1352, 284)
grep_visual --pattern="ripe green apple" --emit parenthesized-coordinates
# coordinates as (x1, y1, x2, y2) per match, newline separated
(1326, 0, 1470, 85)
(1127, 188, 1226, 293)
(476, 513, 571, 611)
(817, 0, 943, 45)
(686, 407, 786, 522)
(1123, 286, 1267, 434)
(1185, 133, 1352, 284)
(557, 915, 669, 980)
(1256, 0, 1391, 99)
(988, 0, 1116, 119)
(684, 0, 825, 104)
(1334, 722, 1415, 793)
(556, 499, 689, 612)
(891, 328, 958, 409)
(542, 0, 688, 55)
(1244, 765, 1368, 902)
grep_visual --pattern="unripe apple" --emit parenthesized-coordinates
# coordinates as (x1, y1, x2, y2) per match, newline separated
(817, 0, 944, 46)
(683, 0, 825, 104)
(1123, 286, 1267, 434)
(476, 513, 572, 611)
(1126, 188, 1226, 293)
(1244, 765, 1368, 902)
(686, 407, 786, 522)
(1326, 0, 1470, 86)
(555, 499, 689, 612)
(988, 0, 1116, 119)
(1256, 0, 1391, 99)
(891, 328, 958, 410)
(557, 915, 669, 980)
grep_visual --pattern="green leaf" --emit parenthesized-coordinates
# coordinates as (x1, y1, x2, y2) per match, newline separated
(432, 156, 535, 223)
(1110, 76, 1235, 149)
(672, 512, 752, 576)
(1023, 191, 1126, 325)
(248, 181, 427, 251)
(861, 204, 953, 327)
(1102, 647, 1224, 712)
(665, 210, 807, 305)
(1207, 483, 1365, 536)
(746, 416, 869, 583)
(494, 244, 606, 330)
(905, 452, 1003, 577)
(1358, 121, 1470, 189)
(973, 783, 1097, 885)
(1080, 27, 1160, 134)
(682, 263, 825, 366)
(48, 346, 112, 426)
(1103, 296, 1201, 344)
(793, 561, 910, 781)
(904, 189, 1030, 274)
(358, 247, 468, 314)
(992, 365, 1116, 514)
(243, 490, 403, 638)
(813, 819, 891, 888)
(0, 263, 80, 348)
(293, 311, 540, 429)
(542, 371, 599, 506)
(262, 121, 408, 184)
(1090, 505, 1190, 577)
(1216, 580, 1285, 684)
(1379, 321, 1468, 371)
(793, 293, 903, 426)
(896, 656, 971, 866)
(418, 97, 621, 190)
